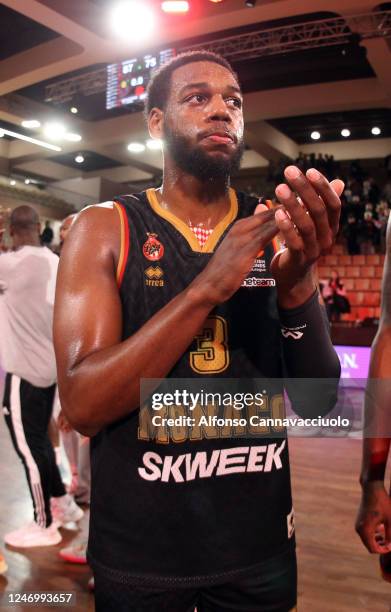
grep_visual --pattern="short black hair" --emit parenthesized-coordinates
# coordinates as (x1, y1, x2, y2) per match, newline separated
(145, 50, 239, 116)
(10, 205, 39, 230)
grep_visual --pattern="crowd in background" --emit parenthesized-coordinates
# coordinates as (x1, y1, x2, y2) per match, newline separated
(267, 154, 391, 255)
(339, 159, 390, 255)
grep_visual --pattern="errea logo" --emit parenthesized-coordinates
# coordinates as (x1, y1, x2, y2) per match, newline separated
(144, 265, 164, 287)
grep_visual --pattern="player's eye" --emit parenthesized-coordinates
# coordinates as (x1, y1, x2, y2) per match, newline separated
(185, 94, 207, 104)
(226, 97, 242, 109)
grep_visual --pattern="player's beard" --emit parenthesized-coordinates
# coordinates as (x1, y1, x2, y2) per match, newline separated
(164, 125, 244, 182)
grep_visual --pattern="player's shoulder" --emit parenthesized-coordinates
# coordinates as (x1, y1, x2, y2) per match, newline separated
(65, 193, 145, 258)
(75, 192, 146, 225)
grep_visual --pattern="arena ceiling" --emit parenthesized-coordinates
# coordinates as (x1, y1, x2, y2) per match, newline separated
(0, 0, 390, 195)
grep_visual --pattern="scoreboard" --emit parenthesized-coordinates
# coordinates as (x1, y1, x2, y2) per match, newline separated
(106, 48, 176, 110)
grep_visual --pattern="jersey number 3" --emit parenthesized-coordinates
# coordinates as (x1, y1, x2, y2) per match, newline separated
(190, 315, 229, 374)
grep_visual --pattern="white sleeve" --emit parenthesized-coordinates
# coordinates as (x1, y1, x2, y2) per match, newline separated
(0, 253, 12, 286)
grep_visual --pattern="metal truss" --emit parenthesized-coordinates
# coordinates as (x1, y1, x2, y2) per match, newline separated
(183, 10, 391, 60)
(44, 10, 391, 104)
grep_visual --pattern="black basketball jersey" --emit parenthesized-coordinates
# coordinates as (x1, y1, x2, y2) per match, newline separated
(87, 188, 295, 587)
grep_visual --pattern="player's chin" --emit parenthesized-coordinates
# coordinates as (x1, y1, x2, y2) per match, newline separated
(203, 145, 237, 160)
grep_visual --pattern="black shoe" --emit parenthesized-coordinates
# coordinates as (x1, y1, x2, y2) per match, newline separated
(380, 552, 391, 583)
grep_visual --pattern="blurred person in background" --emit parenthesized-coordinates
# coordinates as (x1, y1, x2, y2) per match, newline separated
(377, 202, 390, 254)
(59, 214, 76, 251)
(359, 210, 379, 254)
(0, 206, 83, 548)
(40, 220, 54, 247)
(320, 269, 350, 322)
(343, 213, 360, 255)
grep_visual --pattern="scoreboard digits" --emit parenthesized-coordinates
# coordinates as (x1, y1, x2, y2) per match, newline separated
(106, 49, 176, 110)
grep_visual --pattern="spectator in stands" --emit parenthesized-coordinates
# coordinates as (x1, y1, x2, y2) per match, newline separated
(343, 213, 360, 254)
(367, 177, 380, 206)
(320, 270, 350, 322)
(295, 151, 305, 171)
(350, 159, 364, 181)
(358, 210, 379, 254)
(41, 220, 54, 247)
(382, 179, 391, 204)
(376, 201, 390, 254)
(325, 154, 337, 179)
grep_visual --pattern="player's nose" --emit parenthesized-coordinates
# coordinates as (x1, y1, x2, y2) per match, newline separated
(206, 94, 231, 121)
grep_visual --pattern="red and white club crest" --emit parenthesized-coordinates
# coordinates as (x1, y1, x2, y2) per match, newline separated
(143, 233, 164, 261)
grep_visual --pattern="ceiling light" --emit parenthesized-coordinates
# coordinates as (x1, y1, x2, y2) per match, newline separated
(161, 1, 189, 12)
(111, 2, 156, 41)
(311, 131, 321, 140)
(127, 142, 146, 153)
(0, 130, 4, 138)
(70, 107, 78, 114)
(10, 179, 16, 186)
(21, 119, 41, 129)
(65, 132, 82, 142)
(75, 154, 85, 163)
(24, 179, 30, 185)
(146, 138, 163, 150)
(371, 126, 381, 136)
(245, 0, 256, 6)
(0, 128, 61, 151)
(341, 129, 351, 137)
(43, 122, 66, 140)
(209, 0, 224, 3)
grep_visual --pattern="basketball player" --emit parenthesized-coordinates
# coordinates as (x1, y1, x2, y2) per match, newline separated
(356, 213, 391, 582)
(54, 52, 343, 611)
(0, 206, 82, 548)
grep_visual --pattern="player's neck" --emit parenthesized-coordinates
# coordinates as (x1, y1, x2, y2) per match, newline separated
(12, 233, 41, 249)
(159, 168, 231, 227)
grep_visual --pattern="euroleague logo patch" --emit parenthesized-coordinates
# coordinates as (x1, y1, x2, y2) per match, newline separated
(143, 233, 164, 261)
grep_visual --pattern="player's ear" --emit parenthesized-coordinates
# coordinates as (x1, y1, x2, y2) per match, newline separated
(148, 108, 164, 140)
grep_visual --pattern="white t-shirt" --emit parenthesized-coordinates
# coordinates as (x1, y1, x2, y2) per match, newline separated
(0, 246, 59, 387)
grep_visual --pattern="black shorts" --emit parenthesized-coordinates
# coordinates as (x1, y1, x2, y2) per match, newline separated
(94, 547, 297, 612)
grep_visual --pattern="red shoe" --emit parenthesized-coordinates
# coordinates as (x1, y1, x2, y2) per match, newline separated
(59, 542, 87, 564)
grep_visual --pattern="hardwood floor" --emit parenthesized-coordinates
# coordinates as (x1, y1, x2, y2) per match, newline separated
(0, 369, 390, 610)
(290, 437, 391, 611)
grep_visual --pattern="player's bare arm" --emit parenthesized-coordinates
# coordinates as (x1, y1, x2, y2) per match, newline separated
(54, 203, 278, 436)
(356, 214, 391, 554)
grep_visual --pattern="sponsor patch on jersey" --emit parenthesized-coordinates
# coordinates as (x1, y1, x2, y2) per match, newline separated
(241, 277, 276, 288)
(251, 258, 267, 273)
(143, 233, 164, 261)
(144, 265, 164, 287)
(281, 324, 306, 340)
(138, 441, 286, 483)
